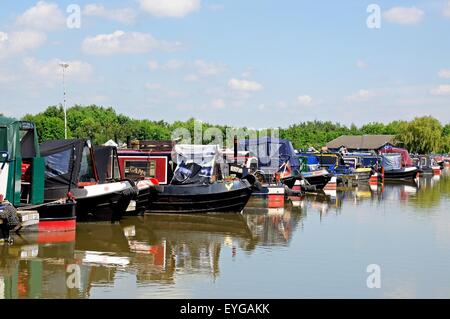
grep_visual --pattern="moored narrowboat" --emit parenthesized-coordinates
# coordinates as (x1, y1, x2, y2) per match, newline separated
(40, 139, 135, 222)
(0, 116, 75, 231)
(147, 144, 254, 214)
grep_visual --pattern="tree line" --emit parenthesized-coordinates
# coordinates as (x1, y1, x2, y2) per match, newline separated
(21, 105, 450, 154)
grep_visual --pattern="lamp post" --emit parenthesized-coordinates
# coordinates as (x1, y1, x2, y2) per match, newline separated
(59, 62, 69, 139)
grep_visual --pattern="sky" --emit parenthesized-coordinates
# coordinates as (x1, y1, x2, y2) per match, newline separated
(0, 0, 449, 128)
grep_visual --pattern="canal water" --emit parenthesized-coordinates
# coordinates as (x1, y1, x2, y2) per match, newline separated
(1, 171, 450, 299)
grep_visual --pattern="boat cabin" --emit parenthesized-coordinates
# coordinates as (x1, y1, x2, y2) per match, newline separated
(0, 117, 44, 206)
(117, 149, 173, 185)
(39, 139, 98, 202)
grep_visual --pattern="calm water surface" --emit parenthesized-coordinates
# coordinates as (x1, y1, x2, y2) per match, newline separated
(2, 171, 450, 299)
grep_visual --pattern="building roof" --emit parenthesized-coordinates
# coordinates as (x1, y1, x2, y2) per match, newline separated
(326, 135, 396, 150)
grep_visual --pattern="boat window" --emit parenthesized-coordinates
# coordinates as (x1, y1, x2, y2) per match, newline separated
(317, 156, 338, 165)
(124, 160, 156, 179)
(44, 149, 72, 177)
(112, 154, 121, 179)
(0, 128, 7, 152)
(79, 146, 96, 182)
(20, 129, 36, 158)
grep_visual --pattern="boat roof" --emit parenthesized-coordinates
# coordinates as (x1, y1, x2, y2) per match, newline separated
(326, 135, 396, 150)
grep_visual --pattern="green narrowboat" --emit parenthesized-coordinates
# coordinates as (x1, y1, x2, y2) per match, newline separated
(0, 116, 76, 232)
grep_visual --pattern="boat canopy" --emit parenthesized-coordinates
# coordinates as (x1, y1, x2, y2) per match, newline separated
(171, 144, 220, 185)
(379, 146, 413, 167)
(239, 137, 301, 173)
(40, 139, 98, 197)
(0, 117, 39, 160)
(382, 153, 402, 171)
(94, 146, 121, 183)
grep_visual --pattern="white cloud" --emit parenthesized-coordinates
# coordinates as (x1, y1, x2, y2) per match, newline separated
(356, 60, 368, 69)
(83, 4, 137, 24)
(148, 60, 159, 70)
(148, 58, 225, 77)
(0, 31, 46, 59)
(383, 7, 424, 25)
(139, 0, 201, 17)
(430, 85, 450, 96)
(194, 59, 225, 76)
(347, 89, 376, 102)
(211, 98, 225, 109)
(444, 1, 450, 17)
(82, 31, 180, 55)
(438, 69, 450, 79)
(16, 1, 66, 31)
(147, 59, 185, 70)
(228, 78, 263, 92)
(297, 95, 313, 106)
(23, 57, 93, 82)
(0, 32, 8, 43)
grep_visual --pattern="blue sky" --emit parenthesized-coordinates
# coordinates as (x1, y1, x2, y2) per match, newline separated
(0, 0, 449, 128)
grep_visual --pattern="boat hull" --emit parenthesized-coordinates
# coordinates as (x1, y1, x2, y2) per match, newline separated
(282, 172, 332, 191)
(383, 168, 419, 181)
(36, 201, 77, 232)
(75, 186, 135, 222)
(147, 180, 253, 214)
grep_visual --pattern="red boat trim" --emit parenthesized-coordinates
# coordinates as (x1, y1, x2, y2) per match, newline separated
(38, 220, 76, 232)
(37, 230, 76, 243)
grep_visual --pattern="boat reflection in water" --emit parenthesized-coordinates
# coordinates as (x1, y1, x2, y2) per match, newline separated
(1, 170, 449, 299)
(285, 170, 450, 218)
(0, 203, 304, 298)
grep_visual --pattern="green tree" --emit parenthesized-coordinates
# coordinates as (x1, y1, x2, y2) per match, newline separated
(384, 120, 408, 135)
(443, 124, 450, 137)
(396, 116, 443, 154)
(23, 113, 65, 142)
(361, 122, 386, 134)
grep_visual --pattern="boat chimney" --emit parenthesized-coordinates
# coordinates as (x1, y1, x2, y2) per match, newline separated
(234, 136, 238, 164)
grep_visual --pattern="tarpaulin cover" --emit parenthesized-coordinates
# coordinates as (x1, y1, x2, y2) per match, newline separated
(171, 144, 220, 185)
(380, 146, 413, 167)
(40, 139, 96, 200)
(239, 137, 301, 174)
(382, 153, 402, 171)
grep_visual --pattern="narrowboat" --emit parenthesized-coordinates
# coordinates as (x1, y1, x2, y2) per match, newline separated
(239, 137, 331, 190)
(40, 139, 135, 221)
(379, 146, 419, 181)
(0, 117, 75, 231)
(95, 145, 159, 214)
(414, 155, 441, 175)
(116, 142, 174, 213)
(147, 144, 254, 214)
(380, 153, 419, 181)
